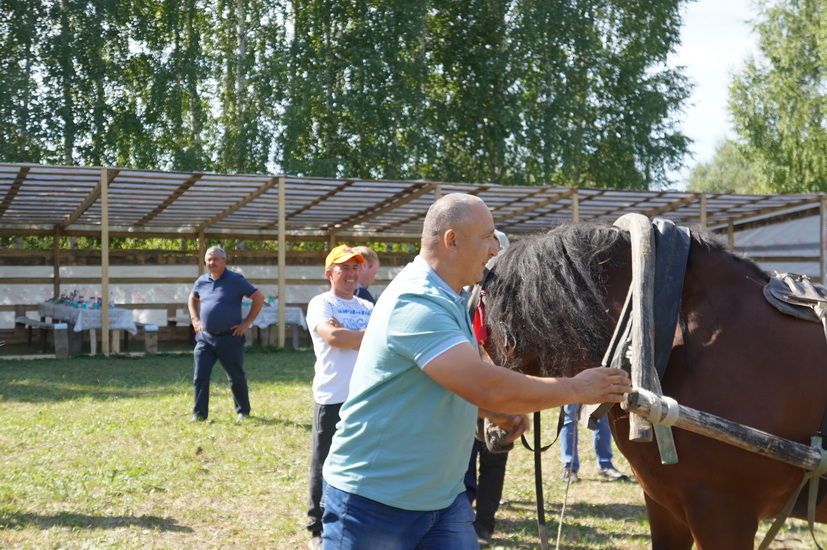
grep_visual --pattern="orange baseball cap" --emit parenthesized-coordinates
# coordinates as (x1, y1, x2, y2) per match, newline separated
(325, 244, 366, 268)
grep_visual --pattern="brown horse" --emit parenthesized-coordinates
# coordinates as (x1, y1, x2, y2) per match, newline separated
(481, 222, 827, 549)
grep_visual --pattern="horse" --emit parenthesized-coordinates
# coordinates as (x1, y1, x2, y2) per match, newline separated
(480, 222, 827, 549)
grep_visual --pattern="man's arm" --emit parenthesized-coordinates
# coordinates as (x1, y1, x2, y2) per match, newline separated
(423, 341, 631, 415)
(188, 293, 203, 333)
(232, 290, 265, 336)
(315, 319, 365, 350)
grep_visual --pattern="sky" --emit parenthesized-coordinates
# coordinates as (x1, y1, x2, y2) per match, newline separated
(670, 0, 760, 186)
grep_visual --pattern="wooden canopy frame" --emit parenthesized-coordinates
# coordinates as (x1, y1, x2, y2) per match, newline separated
(2, 162, 826, 353)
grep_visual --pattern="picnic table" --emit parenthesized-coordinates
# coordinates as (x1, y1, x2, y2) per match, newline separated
(38, 302, 138, 354)
(242, 303, 308, 347)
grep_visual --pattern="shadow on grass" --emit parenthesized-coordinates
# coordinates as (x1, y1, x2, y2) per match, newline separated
(0, 349, 315, 403)
(249, 415, 311, 431)
(491, 500, 649, 549)
(0, 511, 194, 532)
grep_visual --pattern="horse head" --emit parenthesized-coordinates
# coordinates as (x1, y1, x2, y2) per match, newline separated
(481, 223, 631, 378)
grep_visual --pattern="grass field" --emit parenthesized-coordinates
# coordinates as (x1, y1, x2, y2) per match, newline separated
(0, 350, 823, 549)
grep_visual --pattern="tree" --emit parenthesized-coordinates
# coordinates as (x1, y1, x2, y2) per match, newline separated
(686, 139, 768, 194)
(729, 0, 826, 192)
(0, 0, 48, 162)
(511, 0, 691, 189)
(0, 0, 692, 188)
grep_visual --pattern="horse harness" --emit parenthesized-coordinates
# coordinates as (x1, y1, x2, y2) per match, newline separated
(476, 219, 827, 548)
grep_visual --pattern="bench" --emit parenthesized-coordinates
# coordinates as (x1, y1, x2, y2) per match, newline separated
(14, 316, 70, 358)
(132, 322, 159, 354)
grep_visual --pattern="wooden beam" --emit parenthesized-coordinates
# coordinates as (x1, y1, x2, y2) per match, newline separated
(601, 190, 669, 221)
(699, 194, 707, 228)
(194, 176, 279, 233)
(52, 229, 60, 299)
(59, 169, 119, 229)
(197, 232, 206, 277)
(643, 193, 698, 218)
(493, 188, 576, 226)
(135, 172, 204, 226)
(624, 388, 824, 471)
(101, 167, 110, 355)
(571, 189, 580, 223)
(0, 165, 30, 217)
(370, 185, 493, 234)
(262, 178, 359, 230)
(278, 175, 286, 348)
(712, 196, 821, 228)
(322, 182, 433, 233)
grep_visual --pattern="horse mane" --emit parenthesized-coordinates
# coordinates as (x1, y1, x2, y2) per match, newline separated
(483, 222, 768, 377)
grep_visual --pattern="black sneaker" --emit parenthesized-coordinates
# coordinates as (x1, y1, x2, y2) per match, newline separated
(191, 414, 206, 422)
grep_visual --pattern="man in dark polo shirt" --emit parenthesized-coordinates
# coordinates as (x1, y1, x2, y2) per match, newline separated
(188, 245, 265, 422)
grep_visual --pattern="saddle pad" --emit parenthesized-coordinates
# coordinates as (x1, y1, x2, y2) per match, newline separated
(764, 274, 827, 323)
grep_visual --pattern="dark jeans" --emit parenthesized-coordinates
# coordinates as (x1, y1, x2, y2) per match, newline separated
(472, 440, 509, 535)
(307, 402, 342, 535)
(192, 331, 250, 419)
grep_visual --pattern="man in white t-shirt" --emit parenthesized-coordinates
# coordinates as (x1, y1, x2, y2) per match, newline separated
(304, 244, 374, 550)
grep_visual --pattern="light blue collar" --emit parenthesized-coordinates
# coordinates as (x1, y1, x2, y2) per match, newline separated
(412, 256, 469, 305)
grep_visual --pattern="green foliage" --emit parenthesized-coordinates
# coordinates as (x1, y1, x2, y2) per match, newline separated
(0, 0, 691, 187)
(729, 0, 827, 192)
(687, 139, 769, 194)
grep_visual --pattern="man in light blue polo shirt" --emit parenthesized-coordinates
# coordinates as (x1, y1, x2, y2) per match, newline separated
(321, 193, 632, 549)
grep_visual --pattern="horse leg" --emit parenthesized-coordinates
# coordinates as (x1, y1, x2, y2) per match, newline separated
(644, 493, 693, 550)
(681, 495, 758, 550)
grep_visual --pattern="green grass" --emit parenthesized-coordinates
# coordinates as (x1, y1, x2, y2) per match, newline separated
(0, 351, 823, 549)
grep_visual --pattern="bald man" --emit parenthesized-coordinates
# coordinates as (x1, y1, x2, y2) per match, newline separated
(321, 193, 631, 549)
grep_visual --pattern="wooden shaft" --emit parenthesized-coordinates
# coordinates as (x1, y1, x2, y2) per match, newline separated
(613, 213, 656, 442)
(623, 389, 824, 471)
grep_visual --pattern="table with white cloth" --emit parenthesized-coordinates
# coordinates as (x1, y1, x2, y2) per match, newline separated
(39, 302, 138, 354)
(242, 303, 307, 347)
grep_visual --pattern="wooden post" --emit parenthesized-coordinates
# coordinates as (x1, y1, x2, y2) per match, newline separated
(727, 223, 735, 250)
(111, 330, 121, 353)
(53, 323, 69, 359)
(571, 189, 579, 223)
(53, 230, 60, 299)
(624, 388, 824, 471)
(699, 194, 708, 229)
(89, 329, 97, 356)
(100, 167, 111, 356)
(277, 175, 287, 348)
(197, 231, 206, 277)
(143, 324, 158, 354)
(434, 183, 442, 202)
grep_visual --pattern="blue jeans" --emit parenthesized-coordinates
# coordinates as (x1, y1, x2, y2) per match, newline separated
(321, 482, 478, 550)
(559, 403, 614, 472)
(192, 331, 250, 419)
